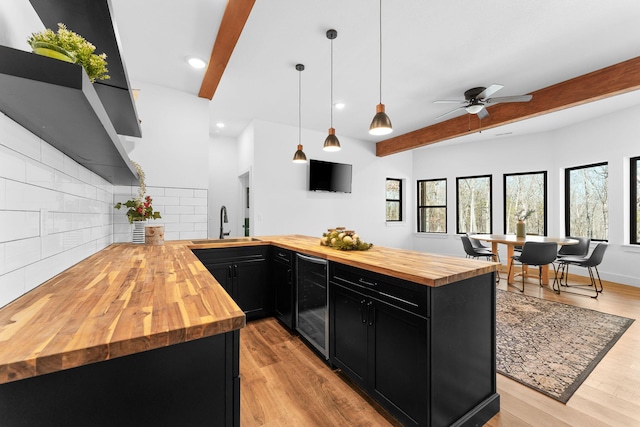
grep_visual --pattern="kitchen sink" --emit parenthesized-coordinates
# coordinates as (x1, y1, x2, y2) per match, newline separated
(190, 237, 262, 244)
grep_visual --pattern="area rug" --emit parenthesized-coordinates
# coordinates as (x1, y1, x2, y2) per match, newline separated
(495, 289, 634, 403)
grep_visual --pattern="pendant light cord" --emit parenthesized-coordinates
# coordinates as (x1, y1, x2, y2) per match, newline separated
(330, 36, 334, 127)
(298, 67, 302, 144)
(378, 0, 383, 104)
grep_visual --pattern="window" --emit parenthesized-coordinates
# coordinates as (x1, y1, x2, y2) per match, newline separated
(631, 156, 640, 244)
(417, 179, 446, 233)
(504, 171, 547, 235)
(565, 162, 608, 240)
(385, 178, 402, 221)
(456, 175, 492, 234)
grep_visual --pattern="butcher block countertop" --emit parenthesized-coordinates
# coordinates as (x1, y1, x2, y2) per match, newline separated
(0, 234, 497, 385)
(259, 235, 498, 287)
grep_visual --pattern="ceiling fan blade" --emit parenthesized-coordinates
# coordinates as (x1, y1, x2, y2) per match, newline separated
(434, 100, 466, 104)
(477, 108, 489, 119)
(477, 84, 504, 99)
(434, 106, 465, 120)
(485, 94, 533, 104)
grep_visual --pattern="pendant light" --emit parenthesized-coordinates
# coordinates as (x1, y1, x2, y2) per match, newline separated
(323, 29, 341, 152)
(292, 64, 307, 163)
(369, 0, 393, 136)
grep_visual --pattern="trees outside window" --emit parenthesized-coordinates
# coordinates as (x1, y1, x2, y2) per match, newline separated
(631, 156, 640, 244)
(417, 179, 446, 233)
(565, 162, 608, 240)
(386, 178, 402, 221)
(504, 171, 547, 235)
(456, 175, 492, 234)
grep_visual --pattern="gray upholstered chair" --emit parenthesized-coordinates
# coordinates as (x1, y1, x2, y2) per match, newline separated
(461, 235, 500, 282)
(554, 242, 608, 298)
(508, 241, 558, 292)
(555, 236, 591, 284)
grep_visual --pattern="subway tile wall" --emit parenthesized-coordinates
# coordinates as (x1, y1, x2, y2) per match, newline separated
(112, 186, 208, 243)
(0, 113, 210, 308)
(0, 113, 114, 308)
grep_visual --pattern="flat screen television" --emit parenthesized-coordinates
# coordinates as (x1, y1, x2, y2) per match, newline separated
(308, 159, 352, 193)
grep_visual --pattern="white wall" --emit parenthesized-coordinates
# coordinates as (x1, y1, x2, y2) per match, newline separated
(249, 120, 413, 249)
(412, 105, 640, 287)
(209, 135, 240, 238)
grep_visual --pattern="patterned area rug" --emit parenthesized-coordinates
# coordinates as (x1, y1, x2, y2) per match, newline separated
(496, 289, 634, 403)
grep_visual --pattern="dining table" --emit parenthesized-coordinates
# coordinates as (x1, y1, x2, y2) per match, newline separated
(468, 234, 578, 285)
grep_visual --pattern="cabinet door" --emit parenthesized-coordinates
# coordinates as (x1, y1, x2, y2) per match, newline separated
(273, 259, 293, 328)
(369, 300, 429, 427)
(330, 283, 368, 388)
(234, 258, 271, 320)
(206, 263, 233, 293)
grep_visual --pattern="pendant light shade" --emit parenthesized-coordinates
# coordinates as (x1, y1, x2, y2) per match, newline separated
(323, 29, 341, 152)
(323, 128, 340, 152)
(292, 64, 307, 163)
(369, 103, 392, 135)
(369, 0, 392, 136)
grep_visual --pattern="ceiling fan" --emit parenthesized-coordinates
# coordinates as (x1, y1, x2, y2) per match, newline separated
(434, 84, 532, 120)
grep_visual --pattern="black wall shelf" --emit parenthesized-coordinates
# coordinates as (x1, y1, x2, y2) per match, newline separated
(29, 0, 142, 138)
(0, 46, 138, 185)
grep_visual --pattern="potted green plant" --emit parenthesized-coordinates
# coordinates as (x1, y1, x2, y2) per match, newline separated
(27, 23, 109, 83)
(115, 162, 161, 243)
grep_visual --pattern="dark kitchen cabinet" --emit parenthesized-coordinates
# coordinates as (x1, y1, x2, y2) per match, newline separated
(272, 248, 295, 329)
(330, 264, 429, 427)
(193, 246, 272, 321)
(330, 262, 498, 427)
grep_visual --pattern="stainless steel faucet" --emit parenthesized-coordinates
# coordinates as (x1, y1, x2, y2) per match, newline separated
(219, 205, 230, 239)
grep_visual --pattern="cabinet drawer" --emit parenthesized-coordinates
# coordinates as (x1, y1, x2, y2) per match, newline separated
(272, 248, 293, 265)
(330, 263, 429, 318)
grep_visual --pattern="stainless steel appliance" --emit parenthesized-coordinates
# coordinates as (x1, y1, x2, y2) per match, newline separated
(295, 253, 329, 359)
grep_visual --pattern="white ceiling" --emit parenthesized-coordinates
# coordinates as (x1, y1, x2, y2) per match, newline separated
(111, 0, 640, 148)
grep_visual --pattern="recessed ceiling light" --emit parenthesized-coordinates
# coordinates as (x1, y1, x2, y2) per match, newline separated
(216, 122, 225, 128)
(187, 57, 206, 69)
(334, 102, 345, 109)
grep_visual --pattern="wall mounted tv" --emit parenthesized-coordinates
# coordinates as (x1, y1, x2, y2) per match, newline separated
(308, 159, 352, 193)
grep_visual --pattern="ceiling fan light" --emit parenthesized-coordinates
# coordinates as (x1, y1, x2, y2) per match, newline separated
(323, 128, 341, 151)
(293, 144, 307, 163)
(369, 103, 393, 135)
(466, 104, 484, 114)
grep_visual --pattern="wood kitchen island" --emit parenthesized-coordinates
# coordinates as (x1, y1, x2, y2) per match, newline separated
(0, 235, 499, 427)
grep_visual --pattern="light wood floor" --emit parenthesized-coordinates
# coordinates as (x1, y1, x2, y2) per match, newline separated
(240, 273, 640, 426)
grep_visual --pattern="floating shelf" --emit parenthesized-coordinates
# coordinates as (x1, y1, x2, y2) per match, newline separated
(29, 0, 142, 138)
(0, 46, 138, 185)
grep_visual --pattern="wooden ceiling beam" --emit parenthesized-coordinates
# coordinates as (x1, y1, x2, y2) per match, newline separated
(198, 0, 256, 100)
(376, 56, 640, 157)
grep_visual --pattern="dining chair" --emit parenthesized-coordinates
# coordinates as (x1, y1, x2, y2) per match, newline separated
(555, 236, 591, 284)
(554, 242, 608, 298)
(508, 241, 558, 292)
(461, 236, 500, 282)
(467, 234, 500, 262)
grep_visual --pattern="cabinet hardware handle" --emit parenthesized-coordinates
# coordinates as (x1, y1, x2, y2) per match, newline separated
(233, 264, 238, 278)
(361, 299, 367, 323)
(359, 278, 377, 287)
(367, 301, 374, 326)
(227, 265, 232, 280)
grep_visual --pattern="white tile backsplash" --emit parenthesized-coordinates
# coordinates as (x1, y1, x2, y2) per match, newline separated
(0, 115, 210, 308)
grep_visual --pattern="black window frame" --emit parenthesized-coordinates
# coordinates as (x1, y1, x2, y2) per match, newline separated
(564, 161, 609, 241)
(631, 156, 640, 244)
(503, 171, 548, 235)
(456, 174, 493, 235)
(385, 177, 403, 222)
(417, 178, 447, 233)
